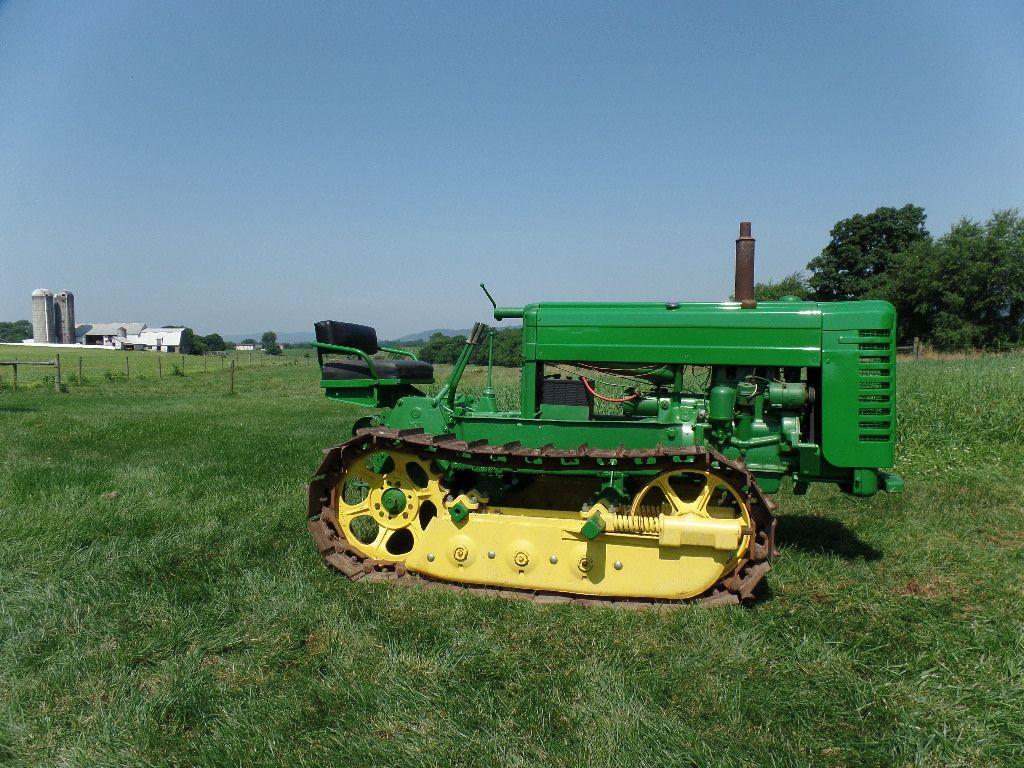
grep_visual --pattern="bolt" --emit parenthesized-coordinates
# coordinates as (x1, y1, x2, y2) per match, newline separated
(578, 557, 593, 573)
(514, 551, 529, 567)
(426, 553, 435, 562)
(549, 555, 558, 565)
(453, 546, 469, 563)
(614, 560, 623, 570)
(487, 550, 496, 559)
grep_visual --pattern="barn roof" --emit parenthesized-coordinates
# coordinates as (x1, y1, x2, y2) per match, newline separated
(79, 323, 147, 336)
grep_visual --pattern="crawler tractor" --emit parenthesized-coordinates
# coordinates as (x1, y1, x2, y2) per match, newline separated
(307, 223, 902, 605)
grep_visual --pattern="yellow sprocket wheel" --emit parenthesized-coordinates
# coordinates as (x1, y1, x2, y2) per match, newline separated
(628, 467, 753, 588)
(332, 450, 447, 562)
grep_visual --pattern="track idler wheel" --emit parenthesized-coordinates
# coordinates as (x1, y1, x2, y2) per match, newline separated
(332, 450, 447, 562)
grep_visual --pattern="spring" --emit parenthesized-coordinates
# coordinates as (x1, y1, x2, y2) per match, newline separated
(610, 513, 661, 535)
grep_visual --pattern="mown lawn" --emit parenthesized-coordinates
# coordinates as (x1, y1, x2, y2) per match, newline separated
(1, 353, 1022, 767)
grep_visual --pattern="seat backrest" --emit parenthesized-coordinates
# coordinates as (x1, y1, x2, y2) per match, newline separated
(314, 321, 379, 354)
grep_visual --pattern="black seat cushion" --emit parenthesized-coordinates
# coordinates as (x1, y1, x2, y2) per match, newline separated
(323, 358, 434, 381)
(314, 320, 379, 354)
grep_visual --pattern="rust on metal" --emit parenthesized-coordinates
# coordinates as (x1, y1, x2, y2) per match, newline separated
(735, 220, 757, 309)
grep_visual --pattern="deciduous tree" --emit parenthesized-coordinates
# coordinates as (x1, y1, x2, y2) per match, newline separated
(808, 205, 929, 301)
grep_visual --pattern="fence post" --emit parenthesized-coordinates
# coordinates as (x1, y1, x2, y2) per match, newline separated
(204, 353, 208, 372)
(158, 357, 162, 378)
(182, 354, 185, 374)
(230, 359, 235, 394)
(913, 337, 921, 360)
(126, 356, 130, 382)
(248, 350, 252, 365)
(12, 363, 17, 391)
(54, 354, 62, 392)
(79, 356, 83, 381)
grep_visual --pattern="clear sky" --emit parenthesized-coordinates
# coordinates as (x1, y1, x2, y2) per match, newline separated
(1, 1, 1022, 338)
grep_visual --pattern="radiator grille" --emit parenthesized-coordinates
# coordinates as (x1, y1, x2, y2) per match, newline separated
(856, 329, 895, 443)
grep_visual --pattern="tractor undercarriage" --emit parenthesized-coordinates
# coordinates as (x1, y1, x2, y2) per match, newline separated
(308, 427, 777, 607)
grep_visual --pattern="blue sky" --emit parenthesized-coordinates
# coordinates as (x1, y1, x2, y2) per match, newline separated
(1, 1, 1022, 338)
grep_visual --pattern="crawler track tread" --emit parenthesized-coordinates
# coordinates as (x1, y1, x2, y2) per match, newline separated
(308, 427, 778, 607)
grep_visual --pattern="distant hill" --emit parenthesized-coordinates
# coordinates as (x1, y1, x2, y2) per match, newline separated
(388, 328, 472, 343)
(224, 326, 514, 345)
(223, 331, 313, 344)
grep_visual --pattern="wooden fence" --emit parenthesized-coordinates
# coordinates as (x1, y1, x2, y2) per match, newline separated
(0, 355, 62, 391)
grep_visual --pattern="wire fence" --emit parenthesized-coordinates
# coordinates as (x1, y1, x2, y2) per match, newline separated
(0, 347, 316, 393)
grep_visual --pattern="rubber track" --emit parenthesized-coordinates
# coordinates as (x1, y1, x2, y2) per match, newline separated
(307, 427, 778, 608)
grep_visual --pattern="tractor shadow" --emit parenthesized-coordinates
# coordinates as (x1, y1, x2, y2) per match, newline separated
(742, 516, 882, 607)
(774, 515, 883, 561)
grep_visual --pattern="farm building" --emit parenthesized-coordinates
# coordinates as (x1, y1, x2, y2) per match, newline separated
(75, 324, 186, 352)
(135, 327, 186, 353)
(79, 323, 147, 347)
(26, 289, 186, 352)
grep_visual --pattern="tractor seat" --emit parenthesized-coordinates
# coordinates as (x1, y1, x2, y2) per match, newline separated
(322, 358, 434, 381)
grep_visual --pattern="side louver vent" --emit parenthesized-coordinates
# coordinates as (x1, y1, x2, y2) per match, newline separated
(856, 329, 895, 442)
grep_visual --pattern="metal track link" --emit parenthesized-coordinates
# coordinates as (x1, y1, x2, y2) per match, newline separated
(308, 427, 778, 608)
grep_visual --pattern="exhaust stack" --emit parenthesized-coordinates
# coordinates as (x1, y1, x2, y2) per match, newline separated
(735, 221, 756, 309)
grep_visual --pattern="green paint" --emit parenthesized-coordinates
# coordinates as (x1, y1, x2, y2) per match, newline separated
(581, 510, 607, 540)
(315, 298, 902, 497)
(367, 452, 395, 475)
(448, 500, 470, 522)
(381, 488, 407, 515)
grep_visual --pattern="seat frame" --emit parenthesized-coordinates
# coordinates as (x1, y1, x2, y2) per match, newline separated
(312, 340, 434, 408)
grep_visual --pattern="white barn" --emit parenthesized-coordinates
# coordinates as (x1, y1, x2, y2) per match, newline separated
(78, 323, 147, 347)
(75, 324, 186, 352)
(135, 327, 185, 353)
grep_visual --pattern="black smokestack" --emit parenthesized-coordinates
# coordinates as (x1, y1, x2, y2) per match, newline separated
(735, 221, 756, 309)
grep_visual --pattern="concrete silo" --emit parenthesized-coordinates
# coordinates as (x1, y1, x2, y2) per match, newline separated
(55, 290, 76, 344)
(31, 289, 56, 343)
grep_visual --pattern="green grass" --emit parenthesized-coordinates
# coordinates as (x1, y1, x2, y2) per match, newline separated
(1, 353, 1022, 767)
(0, 344, 311, 390)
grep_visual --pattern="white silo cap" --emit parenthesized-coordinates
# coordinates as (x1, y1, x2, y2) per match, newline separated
(32, 288, 53, 297)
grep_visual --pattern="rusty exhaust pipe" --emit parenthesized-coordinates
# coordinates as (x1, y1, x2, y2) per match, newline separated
(735, 221, 756, 309)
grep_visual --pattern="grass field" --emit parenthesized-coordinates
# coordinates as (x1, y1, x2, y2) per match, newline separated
(1, 348, 1022, 767)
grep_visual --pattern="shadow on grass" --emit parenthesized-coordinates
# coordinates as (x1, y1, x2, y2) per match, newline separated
(0, 405, 36, 413)
(776, 515, 883, 560)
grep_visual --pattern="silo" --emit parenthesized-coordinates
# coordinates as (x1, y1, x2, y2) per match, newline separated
(55, 290, 76, 344)
(31, 289, 56, 343)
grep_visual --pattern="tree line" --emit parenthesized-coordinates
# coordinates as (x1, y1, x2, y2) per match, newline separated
(417, 327, 522, 366)
(0, 320, 32, 343)
(755, 205, 1024, 351)
(185, 330, 283, 355)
